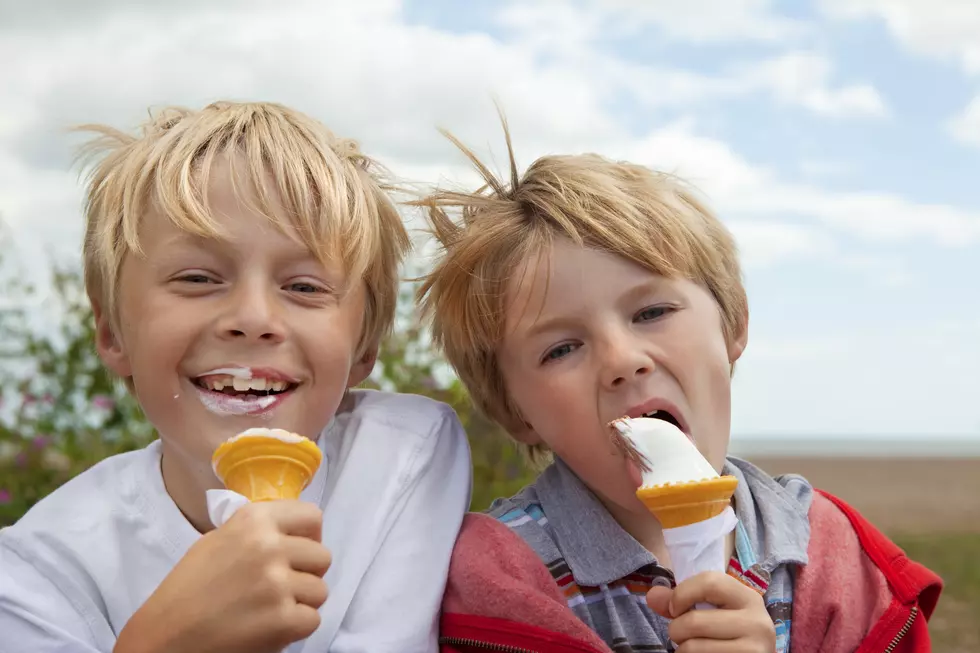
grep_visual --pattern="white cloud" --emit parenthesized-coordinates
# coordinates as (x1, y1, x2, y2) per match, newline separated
(594, 0, 810, 44)
(947, 94, 980, 146)
(0, 1, 970, 261)
(499, 4, 885, 120)
(620, 121, 980, 247)
(728, 221, 836, 269)
(0, 0, 621, 236)
(819, 0, 980, 74)
(735, 52, 888, 118)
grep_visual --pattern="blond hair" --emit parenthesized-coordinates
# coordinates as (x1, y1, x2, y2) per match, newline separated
(78, 101, 409, 358)
(415, 117, 747, 460)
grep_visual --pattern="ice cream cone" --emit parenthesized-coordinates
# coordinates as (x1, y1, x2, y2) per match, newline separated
(212, 431, 322, 502)
(636, 476, 738, 529)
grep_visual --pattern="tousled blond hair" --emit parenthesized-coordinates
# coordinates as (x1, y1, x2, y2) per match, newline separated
(78, 101, 409, 359)
(415, 117, 748, 461)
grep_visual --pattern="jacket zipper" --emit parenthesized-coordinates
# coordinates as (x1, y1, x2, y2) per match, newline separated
(882, 605, 918, 653)
(439, 636, 537, 653)
(442, 605, 923, 653)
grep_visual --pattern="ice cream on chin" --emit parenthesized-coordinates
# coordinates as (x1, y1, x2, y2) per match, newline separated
(211, 428, 322, 502)
(610, 417, 738, 529)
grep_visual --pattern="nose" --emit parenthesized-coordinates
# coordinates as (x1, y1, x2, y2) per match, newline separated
(598, 334, 654, 390)
(215, 279, 287, 344)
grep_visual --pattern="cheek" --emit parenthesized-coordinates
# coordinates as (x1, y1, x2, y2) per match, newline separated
(507, 369, 590, 432)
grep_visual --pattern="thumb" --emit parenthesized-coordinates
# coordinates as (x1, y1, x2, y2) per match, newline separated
(646, 586, 674, 619)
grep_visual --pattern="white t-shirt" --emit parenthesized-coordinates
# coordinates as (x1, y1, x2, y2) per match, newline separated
(0, 389, 472, 653)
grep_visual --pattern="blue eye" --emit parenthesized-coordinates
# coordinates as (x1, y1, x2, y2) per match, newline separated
(636, 305, 669, 322)
(543, 343, 576, 363)
(288, 282, 323, 294)
(177, 274, 214, 284)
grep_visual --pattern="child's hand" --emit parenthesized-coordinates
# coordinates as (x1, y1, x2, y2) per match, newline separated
(646, 571, 775, 652)
(115, 500, 331, 653)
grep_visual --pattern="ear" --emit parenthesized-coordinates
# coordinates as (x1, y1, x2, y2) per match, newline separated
(93, 301, 132, 378)
(347, 342, 379, 387)
(727, 307, 749, 364)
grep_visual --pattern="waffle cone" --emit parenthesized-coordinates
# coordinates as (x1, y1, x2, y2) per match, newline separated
(212, 435, 322, 502)
(636, 476, 738, 528)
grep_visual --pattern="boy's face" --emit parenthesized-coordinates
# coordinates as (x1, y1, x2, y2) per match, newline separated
(94, 156, 375, 483)
(498, 238, 747, 522)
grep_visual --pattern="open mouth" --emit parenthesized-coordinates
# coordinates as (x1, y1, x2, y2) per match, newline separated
(640, 409, 683, 430)
(192, 374, 298, 398)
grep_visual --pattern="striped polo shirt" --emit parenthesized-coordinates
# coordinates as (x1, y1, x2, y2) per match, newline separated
(487, 457, 812, 653)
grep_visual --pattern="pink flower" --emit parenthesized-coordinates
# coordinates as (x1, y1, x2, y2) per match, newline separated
(31, 435, 51, 450)
(14, 453, 28, 468)
(92, 395, 115, 411)
(0, 489, 10, 504)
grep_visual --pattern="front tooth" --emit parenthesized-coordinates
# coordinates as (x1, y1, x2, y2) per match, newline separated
(250, 378, 267, 391)
(232, 377, 251, 392)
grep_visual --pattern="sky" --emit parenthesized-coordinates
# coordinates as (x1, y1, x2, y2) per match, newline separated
(1, 0, 978, 443)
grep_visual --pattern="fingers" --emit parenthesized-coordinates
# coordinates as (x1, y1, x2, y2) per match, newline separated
(673, 638, 769, 653)
(289, 570, 329, 609)
(668, 606, 773, 644)
(280, 603, 322, 642)
(283, 535, 333, 577)
(266, 501, 324, 542)
(646, 586, 673, 618)
(232, 500, 324, 542)
(669, 572, 762, 615)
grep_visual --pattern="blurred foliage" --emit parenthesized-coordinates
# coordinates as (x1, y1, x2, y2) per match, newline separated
(0, 257, 534, 526)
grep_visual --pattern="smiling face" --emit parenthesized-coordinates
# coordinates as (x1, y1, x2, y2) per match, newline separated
(498, 237, 747, 525)
(94, 155, 374, 503)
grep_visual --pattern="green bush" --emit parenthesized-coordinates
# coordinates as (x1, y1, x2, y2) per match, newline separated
(0, 261, 535, 526)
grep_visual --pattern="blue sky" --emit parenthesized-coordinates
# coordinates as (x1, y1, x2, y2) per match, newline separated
(0, 0, 978, 442)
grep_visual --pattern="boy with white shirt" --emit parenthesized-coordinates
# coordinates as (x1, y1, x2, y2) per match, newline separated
(0, 101, 471, 653)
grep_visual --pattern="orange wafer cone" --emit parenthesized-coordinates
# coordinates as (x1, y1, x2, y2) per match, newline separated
(212, 430, 322, 502)
(636, 476, 738, 529)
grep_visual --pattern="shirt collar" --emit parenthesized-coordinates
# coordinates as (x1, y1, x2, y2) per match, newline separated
(533, 458, 657, 586)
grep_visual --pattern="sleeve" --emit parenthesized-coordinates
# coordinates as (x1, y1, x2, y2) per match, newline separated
(328, 407, 473, 653)
(0, 541, 113, 653)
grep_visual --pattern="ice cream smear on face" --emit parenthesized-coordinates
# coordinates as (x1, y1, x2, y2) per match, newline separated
(192, 367, 293, 416)
(611, 417, 718, 488)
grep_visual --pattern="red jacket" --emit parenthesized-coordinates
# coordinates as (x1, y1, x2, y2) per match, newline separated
(439, 490, 943, 653)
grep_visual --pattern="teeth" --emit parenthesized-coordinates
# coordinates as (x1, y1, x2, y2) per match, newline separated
(200, 375, 290, 392)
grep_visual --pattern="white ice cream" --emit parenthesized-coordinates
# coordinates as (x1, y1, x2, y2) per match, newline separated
(613, 417, 718, 488)
(200, 367, 253, 379)
(196, 390, 277, 417)
(224, 427, 306, 444)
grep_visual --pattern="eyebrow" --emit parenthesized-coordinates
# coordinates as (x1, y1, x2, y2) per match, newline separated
(161, 230, 318, 263)
(521, 278, 667, 340)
